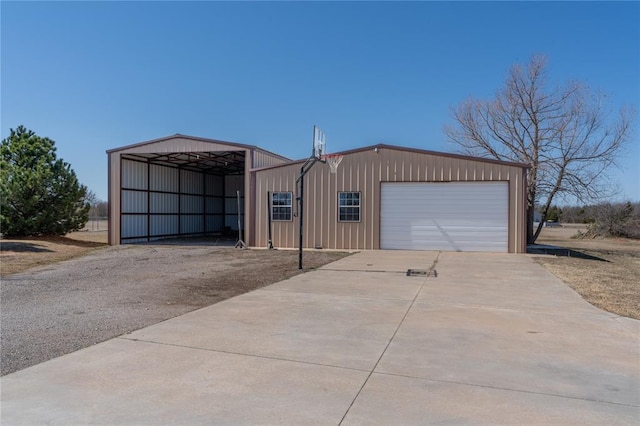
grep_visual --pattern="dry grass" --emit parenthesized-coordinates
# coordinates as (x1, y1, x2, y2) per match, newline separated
(534, 224, 640, 320)
(0, 230, 108, 276)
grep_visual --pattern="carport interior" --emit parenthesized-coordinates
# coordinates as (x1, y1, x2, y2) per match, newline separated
(120, 151, 245, 243)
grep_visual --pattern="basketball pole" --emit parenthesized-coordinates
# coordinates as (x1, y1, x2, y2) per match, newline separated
(296, 125, 325, 270)
(298, 167, 305, 269)
(296, 156, 320, 269)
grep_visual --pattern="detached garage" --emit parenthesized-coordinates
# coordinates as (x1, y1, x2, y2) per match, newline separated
(252, 144, 527, 253)
(108, 137, 527, 253)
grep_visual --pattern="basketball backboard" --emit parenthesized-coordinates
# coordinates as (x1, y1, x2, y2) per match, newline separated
(312, 125, 326, 159)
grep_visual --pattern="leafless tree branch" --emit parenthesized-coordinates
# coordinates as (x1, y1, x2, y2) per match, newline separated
(444, 54, 636, 244)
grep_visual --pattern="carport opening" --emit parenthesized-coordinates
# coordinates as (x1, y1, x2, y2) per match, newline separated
(119, 150, 246, 244)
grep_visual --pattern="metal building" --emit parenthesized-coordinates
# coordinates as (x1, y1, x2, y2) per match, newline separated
(108, 137, 528, 253)
(106, 134, 288, 245)
(252, 145, 528, 253)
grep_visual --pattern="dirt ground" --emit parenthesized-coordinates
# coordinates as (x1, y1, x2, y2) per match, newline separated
(1, 220, 109, 276)
(1, 232, 350, 376)
(534, 224, 640, 320)
(0, 232, 108, 276)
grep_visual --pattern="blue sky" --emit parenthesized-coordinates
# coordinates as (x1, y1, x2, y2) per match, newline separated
(2, 1, 638, 202)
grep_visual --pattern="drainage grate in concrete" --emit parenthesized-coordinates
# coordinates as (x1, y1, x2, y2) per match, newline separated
(406, 269, 437, 277)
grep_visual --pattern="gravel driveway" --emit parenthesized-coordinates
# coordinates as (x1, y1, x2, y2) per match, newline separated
(1, 244, 346, 375)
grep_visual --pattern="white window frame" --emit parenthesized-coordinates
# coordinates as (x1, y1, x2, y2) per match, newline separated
(271, 192, 293, 221)
(338, 191, 361, 222)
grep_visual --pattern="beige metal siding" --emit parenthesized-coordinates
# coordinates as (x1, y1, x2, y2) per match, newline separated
(107, 152, 120, 245)
(253, 150, 289, 169)
(253, 147, 527, 253)
(115, 138, 248, 155)
(255, 171, 297, 248)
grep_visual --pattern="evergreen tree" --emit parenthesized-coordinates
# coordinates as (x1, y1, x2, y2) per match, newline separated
(0, 126, 90, 236)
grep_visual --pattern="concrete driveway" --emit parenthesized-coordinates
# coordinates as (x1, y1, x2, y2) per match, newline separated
(1, 251, 638, 424)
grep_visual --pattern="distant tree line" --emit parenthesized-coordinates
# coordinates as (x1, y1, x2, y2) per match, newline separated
(85, 190, 108, 218)
(89, 201, 108, 218)
(544, 202, 640, 239)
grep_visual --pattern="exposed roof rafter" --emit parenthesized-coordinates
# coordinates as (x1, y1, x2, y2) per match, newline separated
(121, 150, 246, 175)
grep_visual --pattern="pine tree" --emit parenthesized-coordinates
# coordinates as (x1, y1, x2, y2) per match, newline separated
(0, 126, 90, 236)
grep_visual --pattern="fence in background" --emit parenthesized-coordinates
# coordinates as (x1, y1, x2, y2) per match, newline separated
(86, 217, 108, 231)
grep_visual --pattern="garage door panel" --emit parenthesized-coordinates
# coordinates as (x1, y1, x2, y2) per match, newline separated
(384, 217, 506, 225)
(380, 182, 508, 252)
(382, 225, 507, 235)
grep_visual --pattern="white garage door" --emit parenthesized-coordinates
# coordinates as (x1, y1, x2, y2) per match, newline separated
(380, 182, 508, 252)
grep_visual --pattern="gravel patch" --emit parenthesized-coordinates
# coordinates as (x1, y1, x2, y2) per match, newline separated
(1, 245, 348, 376)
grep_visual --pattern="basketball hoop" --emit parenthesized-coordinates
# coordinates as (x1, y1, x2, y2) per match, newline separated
(323, 154, 343, 174)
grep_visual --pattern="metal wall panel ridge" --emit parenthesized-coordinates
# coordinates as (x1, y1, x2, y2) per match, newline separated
(205, 175, 224, 196)
(150, 193, 178, 214)
(180, 216, 204, 234)
(150, 164, 179, 192)
(121, 190, 148, 213)
(205, 197, 224, 214)
(122, 159, 148, 189)
(180, 170, 204, 194)
(180, 195, 204, 214)
(253, 151, 289, 169)
(121, 215, 147, 238)
(150, 215, 179, 236)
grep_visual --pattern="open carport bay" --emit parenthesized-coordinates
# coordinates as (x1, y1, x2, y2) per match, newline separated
(1, 251, 638, 424)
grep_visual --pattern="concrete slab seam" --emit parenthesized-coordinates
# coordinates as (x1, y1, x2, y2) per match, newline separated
(337, 252, 442, 425)
(372, 371, 640, 408)
(117, 337, 372, 373)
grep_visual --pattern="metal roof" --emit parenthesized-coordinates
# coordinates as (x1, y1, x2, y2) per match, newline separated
(106, 133, 290, 161)
(250, 143, 530, 172)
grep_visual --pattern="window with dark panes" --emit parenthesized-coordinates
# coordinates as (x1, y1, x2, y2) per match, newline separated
(338, 192, 361, 222)
(271, 192, 292, 221)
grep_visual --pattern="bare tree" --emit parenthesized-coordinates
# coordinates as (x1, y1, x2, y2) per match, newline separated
(85, 189, 100, 207)
(94, 201, 108, 218)
(85, 190, 108, 218)
(444, 55, 635, 244)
